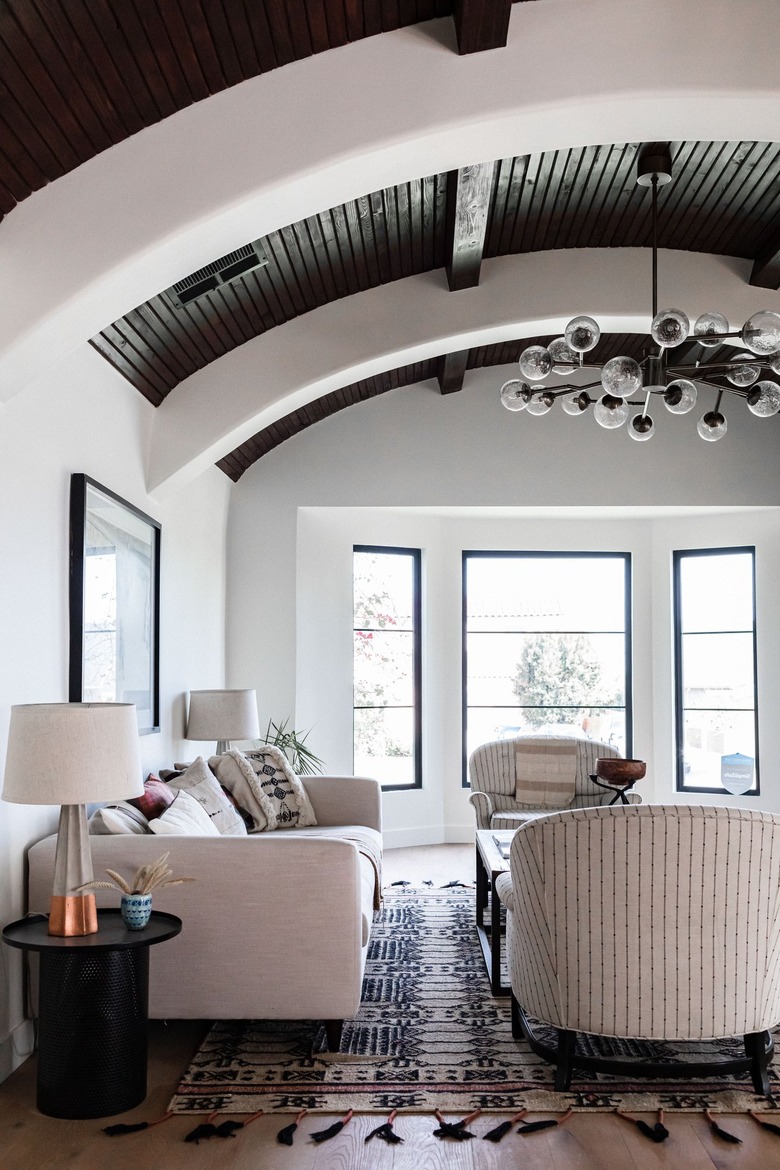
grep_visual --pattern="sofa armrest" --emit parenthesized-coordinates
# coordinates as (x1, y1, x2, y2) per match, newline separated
(301, 775, 382, 833)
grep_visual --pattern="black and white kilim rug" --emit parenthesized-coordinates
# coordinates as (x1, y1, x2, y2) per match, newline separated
(170, 891, 780, 1114)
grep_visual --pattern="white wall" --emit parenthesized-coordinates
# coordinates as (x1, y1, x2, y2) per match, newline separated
(0, 344, 231, 1081)
(227, 365, 780, 847)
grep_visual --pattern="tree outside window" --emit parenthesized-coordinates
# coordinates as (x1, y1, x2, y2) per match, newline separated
(463, 552, 631, 783)
(353, 547, 421, 790)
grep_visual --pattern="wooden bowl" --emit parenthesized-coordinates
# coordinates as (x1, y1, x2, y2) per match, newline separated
(595, 758, 646, 786)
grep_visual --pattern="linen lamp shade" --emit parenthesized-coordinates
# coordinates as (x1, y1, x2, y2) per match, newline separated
(186, 689, 260, 754)
(2, 703, 143, 936)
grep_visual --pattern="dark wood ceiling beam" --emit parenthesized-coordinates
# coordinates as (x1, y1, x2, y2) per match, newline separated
(750, 238, 780, 289)
(437, 350, 469, 394)
(452, 0, 513, 54)
(445, 162, 496, 291)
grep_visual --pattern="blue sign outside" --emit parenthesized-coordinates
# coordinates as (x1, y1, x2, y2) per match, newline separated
(721, 752, 754, 795)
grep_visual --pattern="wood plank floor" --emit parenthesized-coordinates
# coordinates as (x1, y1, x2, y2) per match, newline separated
(1, 844, 778, 1167)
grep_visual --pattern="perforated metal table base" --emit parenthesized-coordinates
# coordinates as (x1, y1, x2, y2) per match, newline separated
(3, 909, 181, 1119)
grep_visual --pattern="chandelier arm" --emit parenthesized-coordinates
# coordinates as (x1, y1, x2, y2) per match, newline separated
(683, 380, 749, 399)
(651, 172, 658, 319)
(669, 361, 769, 372)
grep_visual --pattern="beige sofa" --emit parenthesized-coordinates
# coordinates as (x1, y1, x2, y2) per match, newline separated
(26, 775, 382, 1050)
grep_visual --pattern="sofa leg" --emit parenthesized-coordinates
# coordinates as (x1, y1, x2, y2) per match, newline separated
(324, 1019, 344, 1052)
(510, 993, 523, 1040)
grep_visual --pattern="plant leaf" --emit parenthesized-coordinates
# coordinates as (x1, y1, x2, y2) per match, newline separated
(104, 869, 133, 893)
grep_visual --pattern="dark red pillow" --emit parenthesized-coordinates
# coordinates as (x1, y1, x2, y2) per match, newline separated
(129, 775, 176, 821)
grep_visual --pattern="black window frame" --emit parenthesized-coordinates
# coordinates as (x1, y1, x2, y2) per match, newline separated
(353, 544, 422, 792)
(462, 550, 633, 787)
(673, 545, 759, 796)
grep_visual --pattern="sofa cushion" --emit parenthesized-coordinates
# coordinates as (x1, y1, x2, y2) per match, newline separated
(129, 775, 176, 820)
(90, 802, 150, 835)
(167, 756, 247, 836)
(210, 747, 318, 831)
(149, 788, 220, 836)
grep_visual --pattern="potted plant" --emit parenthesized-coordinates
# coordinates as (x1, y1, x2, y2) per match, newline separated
(76, 852, 194, 930)
(255, 717, 324, 775)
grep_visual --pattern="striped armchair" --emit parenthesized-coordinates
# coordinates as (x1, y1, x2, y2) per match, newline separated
(468, 735, 637, 831)
(496, 803, 780, 1092)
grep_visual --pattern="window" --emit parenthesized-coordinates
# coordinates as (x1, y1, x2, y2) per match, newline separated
(674, 547, 758, 794)
(463, 552, 632, 783)
(353, 546, 422, 790)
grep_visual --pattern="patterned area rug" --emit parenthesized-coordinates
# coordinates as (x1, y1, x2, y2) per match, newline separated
(169, 889, 779, 1115)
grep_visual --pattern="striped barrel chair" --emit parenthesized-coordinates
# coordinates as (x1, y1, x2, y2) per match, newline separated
(468, 735, 638, 831)
(496, 803, 780, 1092)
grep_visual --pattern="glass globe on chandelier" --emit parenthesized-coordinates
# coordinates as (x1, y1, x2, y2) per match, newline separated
(500, 144, 780, 441)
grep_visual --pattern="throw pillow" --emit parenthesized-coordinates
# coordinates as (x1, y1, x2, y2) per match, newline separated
(128, 775, 176, 820)
(89, 802, 150, 835)
(210, 747, 317, 832)
(149, 788, 220, 836)
(166, 756, 247, 836)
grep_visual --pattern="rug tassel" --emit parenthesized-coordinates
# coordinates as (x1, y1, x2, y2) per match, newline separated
(103, 1111, 173, 1136)
(750, 1111, 780, 1137)
(365, 1108, 403, 1144)
(517, 1108, 573, 1135)
(705, 1109, 741, 1144)
(616, 1108, 669, 1143)
(277, 1108, 308, 1145)
(310, 1108, 353, 1142)
(184, 1111, 221, 1144)
(213, 1109, 264, 1139)
(433, 1107, 481, 1140)
(483, 1109, 527, 1142)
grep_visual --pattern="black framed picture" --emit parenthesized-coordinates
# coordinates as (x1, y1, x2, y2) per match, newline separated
(69, 474, 161, 734)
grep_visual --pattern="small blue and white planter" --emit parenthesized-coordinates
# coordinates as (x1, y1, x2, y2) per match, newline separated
(120, 892, 153, 930)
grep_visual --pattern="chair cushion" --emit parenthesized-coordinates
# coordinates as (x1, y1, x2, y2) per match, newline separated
(491, 810, 546, 831)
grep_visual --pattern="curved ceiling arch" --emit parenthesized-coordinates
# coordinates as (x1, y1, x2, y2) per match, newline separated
(92, 139, 780, 404)
(146, 247, 776, 495)
(2, 0, 780, 400)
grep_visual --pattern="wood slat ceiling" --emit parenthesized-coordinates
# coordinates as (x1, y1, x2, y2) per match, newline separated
(90, 139, 780, 476)
(4, 1, 777, 480)
(90, 173, 451, 405)
(0, 0, 479, 221)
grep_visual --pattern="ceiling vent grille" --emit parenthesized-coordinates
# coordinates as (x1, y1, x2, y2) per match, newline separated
(166, 241, 268, 308)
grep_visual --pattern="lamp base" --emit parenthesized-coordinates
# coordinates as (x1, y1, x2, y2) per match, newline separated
(49, 804, 98, 936)
(48, 893, 98, 937)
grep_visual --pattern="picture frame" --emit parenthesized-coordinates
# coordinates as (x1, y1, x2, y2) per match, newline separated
(69, 474, 161, 734)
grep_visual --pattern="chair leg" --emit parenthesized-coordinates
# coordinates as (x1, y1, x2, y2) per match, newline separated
(554, 1029, 577, 1091)
(745, 1030, 772, 1096)
(510, 992, 523, 1040)
(324, 1019, 344, 1052)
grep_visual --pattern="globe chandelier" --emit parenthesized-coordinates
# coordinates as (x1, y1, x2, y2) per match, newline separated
(500, 144, 780, 442)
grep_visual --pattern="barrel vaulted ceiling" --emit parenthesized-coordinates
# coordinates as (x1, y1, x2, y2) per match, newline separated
(2, 0, 780, 488)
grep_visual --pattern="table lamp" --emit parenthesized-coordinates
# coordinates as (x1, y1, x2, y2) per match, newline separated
(185, 688, 260, 755)
(2, 703, 143, 936)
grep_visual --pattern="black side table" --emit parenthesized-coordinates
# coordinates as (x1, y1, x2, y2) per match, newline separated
(2, 908, 181, 1119)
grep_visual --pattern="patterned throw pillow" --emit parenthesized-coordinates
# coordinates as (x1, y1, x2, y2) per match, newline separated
(210, 747, 317, 832)
(166, 757, 247, 836)
(89, 802, 150, 835)
(149, 789, 220, 836)
(128, 775, 176, 820)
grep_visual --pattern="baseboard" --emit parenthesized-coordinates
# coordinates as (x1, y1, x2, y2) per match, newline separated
(382, 826, 446, 850)
(444, 824, 474, 844)
(382, 825, 474, 849)
(0, 1019, 34, 1084)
